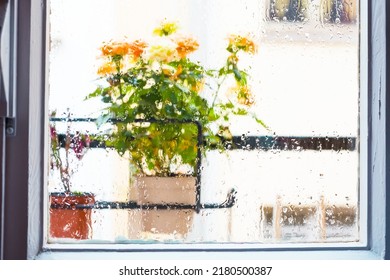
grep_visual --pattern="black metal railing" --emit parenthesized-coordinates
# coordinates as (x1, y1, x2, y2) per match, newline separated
(50, 118, 237, 212)
(50, 188, 237, 210)
(49, 117, 357, 212)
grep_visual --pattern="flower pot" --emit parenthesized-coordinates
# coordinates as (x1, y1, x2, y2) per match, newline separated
(49, 192, 95, 239)
(130, 176, 196, 236)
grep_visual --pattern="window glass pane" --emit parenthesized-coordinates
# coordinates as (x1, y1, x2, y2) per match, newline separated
(47, 0, 360, 244)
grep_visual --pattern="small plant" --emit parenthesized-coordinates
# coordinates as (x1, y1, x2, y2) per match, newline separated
(87, 21, 266, 176)
(49, 111, 91, 192)
(49, 112, 95, 240)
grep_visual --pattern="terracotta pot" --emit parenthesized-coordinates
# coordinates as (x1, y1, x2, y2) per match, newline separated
(49, 192, 95, 239)
(129, 176, 196, 237)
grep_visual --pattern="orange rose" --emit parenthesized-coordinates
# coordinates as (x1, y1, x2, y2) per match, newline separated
(101, 41, 131, 57)
(128, 40, 147, 60)
(97, 62, 117, 76)
(175, 36, 199, 58)
(169, 65, 183, 80)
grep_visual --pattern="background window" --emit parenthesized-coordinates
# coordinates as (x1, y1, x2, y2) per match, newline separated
(268, 0, 358, 23)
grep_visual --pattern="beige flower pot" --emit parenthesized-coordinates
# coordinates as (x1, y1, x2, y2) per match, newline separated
(128, 176, 196, 238)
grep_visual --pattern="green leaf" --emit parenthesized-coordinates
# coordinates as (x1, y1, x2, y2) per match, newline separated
(174, 82, 190, 93)
(102, 95, 112, 103)
(233, 68, 248, 85)
(163, 104, 175, 115)
(96, 113, 111, 128)
(233, 66, 242, 81)
(85, 87, 105, 100)
(206, 134, 221, 146)
(168, 91, 178, 104)
(255, 117, 269, 129)
(234, 108, 248, 116)
(208, 108, 219, 121)
(218, 67, 228, 76)
(225, 102, 234, 109)
(239, 71, 248, 85)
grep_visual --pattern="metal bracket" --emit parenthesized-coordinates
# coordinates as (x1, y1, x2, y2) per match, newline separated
(5, 117, 14, 136)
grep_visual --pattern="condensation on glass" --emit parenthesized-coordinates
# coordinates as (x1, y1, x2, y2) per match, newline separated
(47, 0, 360, 244)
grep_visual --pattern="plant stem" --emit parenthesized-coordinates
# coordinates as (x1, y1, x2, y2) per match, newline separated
(211, 74, 227, 107)
(62, 113, 72, 193)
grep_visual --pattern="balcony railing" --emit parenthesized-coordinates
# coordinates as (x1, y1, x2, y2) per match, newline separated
(49, 117, 357, 213)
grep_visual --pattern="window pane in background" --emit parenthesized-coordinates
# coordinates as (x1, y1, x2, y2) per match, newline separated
(48, 0, 359, 243)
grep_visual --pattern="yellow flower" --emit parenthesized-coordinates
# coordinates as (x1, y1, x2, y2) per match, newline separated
(191, 79, 205, 93)
(227, 54, 239, 65)
(97, 61, 117, 76)
(175, 36, 199, 58)
(227, 35, 257, 54)
(148, 44, 178, 63)
(229, 85, 255, 106)
(153, 21, 179, 37)
(100, 41, 131, 57)
(161, 64, 176, 76)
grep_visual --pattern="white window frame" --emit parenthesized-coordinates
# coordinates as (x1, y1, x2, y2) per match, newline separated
(0, 0, 387, 259)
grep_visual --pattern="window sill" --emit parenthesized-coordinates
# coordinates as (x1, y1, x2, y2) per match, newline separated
(34, 249, 382, 260)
